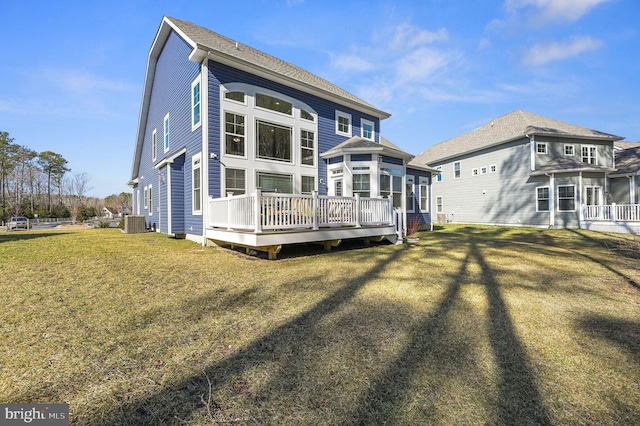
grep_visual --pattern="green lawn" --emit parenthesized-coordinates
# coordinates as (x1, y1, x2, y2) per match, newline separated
(1, 225, 639, 425)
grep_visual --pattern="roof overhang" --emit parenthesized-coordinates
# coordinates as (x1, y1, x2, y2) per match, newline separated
(320, 145, 413, 161)
(530, 166, 616, 176)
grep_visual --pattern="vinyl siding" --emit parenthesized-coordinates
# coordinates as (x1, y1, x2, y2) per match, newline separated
(533, 136, 614, 169)
(407, 168, 432, 227)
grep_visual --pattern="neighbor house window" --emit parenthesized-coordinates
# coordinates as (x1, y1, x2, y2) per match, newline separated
(191, 77, 201, 129)
(361, 119, 374, 140)
(301, 130, 315, 166)
(453, 162, 461, 179)
(163, 114, 170, 152)
(436, 196, 443, 213)
(581, 145, 597, 165)
(557, 185, 575, 211)
(256, 93, 292, 115)
(481, 166, 488, 174)
(472, 168, 479, 176)
(565, 144, 575, 156)
(256, 120, 292, 162)
(225, 91, 245, 103)
(148, 184, 153, 216)
(436, 166, 442, 182)
(336, 111, 352, 136)
(353, 174, 370, 197)
(301, 176, 315, 194)
(536, 142, 547, 154)
(152, 129, 157, 161)
(419, 177, 429, 211)
(257, 171, 292, 193)
(406, 176, 415, 212)
(225, 168, 246, 195)
(537, 187, 549, 211)
(144, 186, 148, 209)
(225, 112, 245, 157)
(490, 164, 497, 173)
(192, 154, 201, 214)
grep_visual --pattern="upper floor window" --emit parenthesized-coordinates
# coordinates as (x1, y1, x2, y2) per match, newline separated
(225, 112, 245, 157)
(536, 142, 547, 154)
(564, 144, 575, 156)
(472, 168, 479, 176)
(152, 129, 157, 161)
(581, 145, 596, 165)
(256, 93, 292, 115)
(453, 162, 461, 179)
(256, 120, 292, 162)
(301, 109, 315, 121)
(163, 114, 170, 152)
(336, 111, 352, 136)
(361, 119, 374, 140)
(225, 91, 245, 103)
(191, 77, 201, 129)
(490, 164, 497, 173)
(436, 166, 442, 182)
(481, 166, 487, 174)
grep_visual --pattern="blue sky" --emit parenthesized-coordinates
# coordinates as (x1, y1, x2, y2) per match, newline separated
(2, 0, 638, 197)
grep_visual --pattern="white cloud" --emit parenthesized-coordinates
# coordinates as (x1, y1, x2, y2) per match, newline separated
(522, 36, 604, 65)
(506, 0, 613, 23)
(329, 53, 376, 72)
(390, 24, 448, 50)
(396, 48, 456, 82)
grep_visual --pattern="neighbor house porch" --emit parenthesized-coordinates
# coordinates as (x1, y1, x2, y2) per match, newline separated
(581, 203, 640, 234)
(205, 189, 403, 259)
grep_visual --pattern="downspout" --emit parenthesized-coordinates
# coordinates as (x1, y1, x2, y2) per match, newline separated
(201, 55, 209, 245)
(528, 134, 535, 171)
(547, 172, 555, 228)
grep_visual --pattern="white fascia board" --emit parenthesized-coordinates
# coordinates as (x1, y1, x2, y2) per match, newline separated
(154, 147, 187, 169)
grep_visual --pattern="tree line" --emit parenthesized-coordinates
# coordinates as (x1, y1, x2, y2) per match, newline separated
(0, 131, 131, 223)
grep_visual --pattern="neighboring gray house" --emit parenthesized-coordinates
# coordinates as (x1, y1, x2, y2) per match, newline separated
(411, 110, 624, 229)
(609, 142, 640, 204)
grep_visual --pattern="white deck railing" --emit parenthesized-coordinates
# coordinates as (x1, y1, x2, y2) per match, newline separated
(208, 189, 395, 233)
(583, 203, 640, 222)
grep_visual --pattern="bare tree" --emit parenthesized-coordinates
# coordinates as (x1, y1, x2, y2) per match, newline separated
(65, 172, 93, 224)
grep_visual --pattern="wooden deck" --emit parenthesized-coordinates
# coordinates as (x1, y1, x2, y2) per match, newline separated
(205, 190, 402, 259)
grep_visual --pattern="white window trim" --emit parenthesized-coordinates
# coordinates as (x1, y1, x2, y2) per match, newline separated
(481, 166, 488, 175)
(163, 113, 170, 153)
(148, 184, 153, 216)
(581, 145, 597, 164)
(564, 144, 575, 156)
(361, 118, 375, 141)
(336, 110, 352, 137)
(557, 184, 576, 212)
(192, 153, 202, 215)
(152, 129, 157, 161)
(453, 162, 461, 179)
(472, 168, 479, 176)
(419, 177, 429, 212)
(191, 76, 202, 131)
(406, 175, 415, 213)
(490, 164, 497, 173)
(143, 185, 148, 209)
(436, 166, 442, 182)
(224, 167, 247, 196)
(436, 196, 443, 213)
(536, 186, 550, 212)
(536, 142, 547, 154)
(223, 111, 247, 159)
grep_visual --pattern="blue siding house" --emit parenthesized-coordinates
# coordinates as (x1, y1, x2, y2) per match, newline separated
(130, 17, 435, 257)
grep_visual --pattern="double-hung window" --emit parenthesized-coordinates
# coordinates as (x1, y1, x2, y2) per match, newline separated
(436, 196, 443, 213)
(536, 143, 547, 154)
(557, 185, 575, 211)
(225, 112, 245, 156)
(301, 130, 315, 166)
(301, 176, 315, 194)
(537, 187, 550, 211)
(191, 77, 201, 129)
(565, 145, 575, 156)
(436, 166, 442, 182)
(336, 111, 351, 136)
(152, 129, 157, 161)
(419, 177, 429, 211)
(163, 114, 170, 152)
(581, 145, 597, 165)
(353, 174, 370, 198)
(192, 154, 201, 214)
(453, 162, 461, 179)
(361, 119, 374, 140)
(406, 176, 415, 212)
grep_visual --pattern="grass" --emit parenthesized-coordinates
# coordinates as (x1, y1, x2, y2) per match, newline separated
(0, 225, 639, 425)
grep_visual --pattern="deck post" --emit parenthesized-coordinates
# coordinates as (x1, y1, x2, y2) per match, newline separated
(254, 188, 263, 233)
(312, 190, 319, 230)
(611, 203, 617, 222)
(355, 193, 361, 228)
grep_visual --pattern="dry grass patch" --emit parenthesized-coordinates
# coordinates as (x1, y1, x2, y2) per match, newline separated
(1, 226, 639, 425)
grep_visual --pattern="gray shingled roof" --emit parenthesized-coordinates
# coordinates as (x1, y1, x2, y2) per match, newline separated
(411, 110, 623, 166)
(166, 16, 388, 118)
(530, 157, 615, 176)
(612, 145, 640, 175)
(320, 136, 412, 159)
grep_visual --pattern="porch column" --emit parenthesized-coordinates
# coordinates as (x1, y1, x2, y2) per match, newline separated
(549, 173, 555, 227)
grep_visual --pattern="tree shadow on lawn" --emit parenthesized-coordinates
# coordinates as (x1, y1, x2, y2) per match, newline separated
(579, 315, 640, 364)
(99, 245, 409, 424)
(350, 239, 551, 425)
